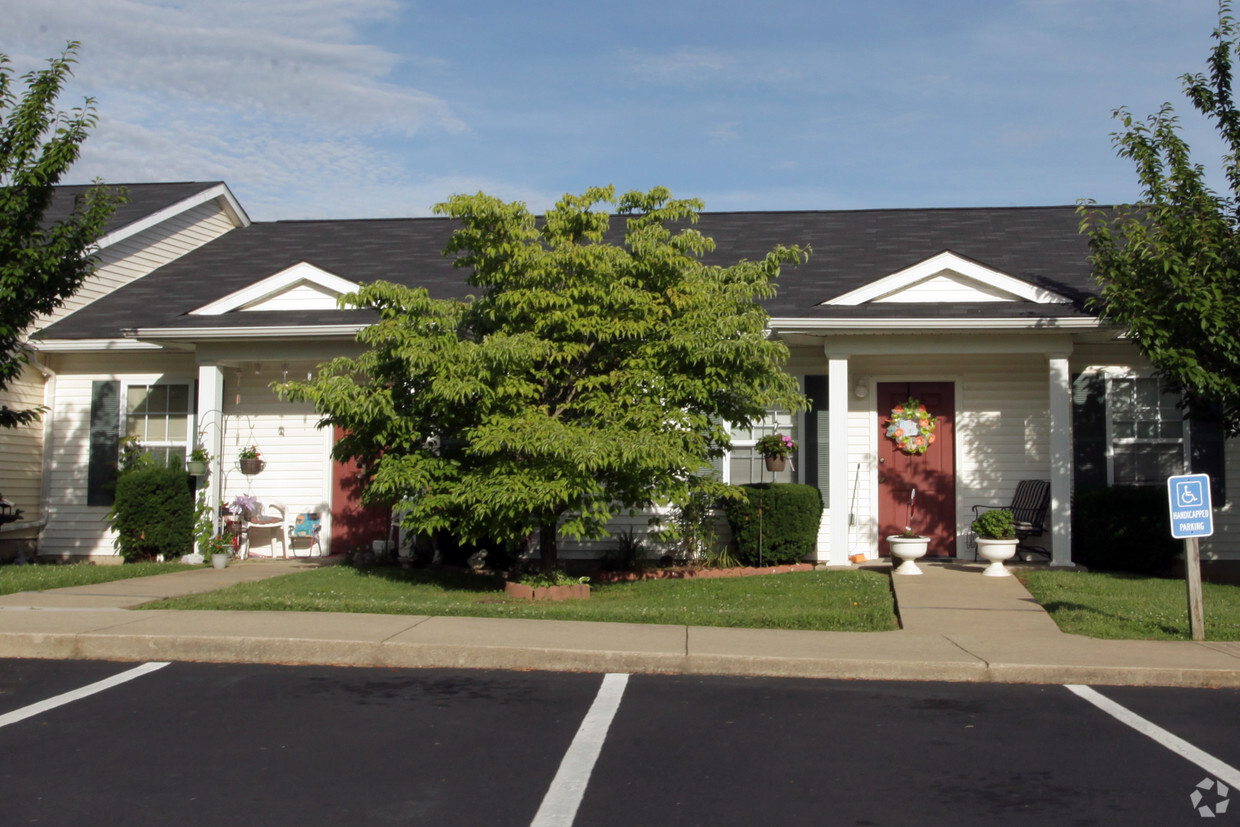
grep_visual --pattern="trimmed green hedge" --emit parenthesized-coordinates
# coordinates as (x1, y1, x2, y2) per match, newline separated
(110, 466, 194, 562)
(721, 483, 822, 566)
(1072, 486, 1181, 575)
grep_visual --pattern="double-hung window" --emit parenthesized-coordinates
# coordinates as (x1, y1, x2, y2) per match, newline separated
(126, 384, 193, 467)
(1106, 374, 1188, 486)
(724, 409, 798, 485)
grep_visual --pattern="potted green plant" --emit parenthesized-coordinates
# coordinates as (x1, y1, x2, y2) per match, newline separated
(971, 508, 1018, 577)
(238, 445, 264, 475)
(203, 533, 233, 569)
(187, 446, 211, 476)
(755, 433, 796, 472)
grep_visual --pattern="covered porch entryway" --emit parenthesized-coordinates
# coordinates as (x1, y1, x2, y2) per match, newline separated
(784, 332, 1076, 567)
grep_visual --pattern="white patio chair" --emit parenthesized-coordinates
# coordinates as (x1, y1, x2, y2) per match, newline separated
(243, 501, 287, 558)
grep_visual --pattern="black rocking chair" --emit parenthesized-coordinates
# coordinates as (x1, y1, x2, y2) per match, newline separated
(971, 479, 1051, 561)
(0, 492, 23, 526)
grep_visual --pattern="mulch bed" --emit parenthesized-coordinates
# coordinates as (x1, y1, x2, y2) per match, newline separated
(589, 562, 815, 584)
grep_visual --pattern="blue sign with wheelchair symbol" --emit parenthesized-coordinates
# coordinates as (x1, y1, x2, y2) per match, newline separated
(1167, 474, 1213, 539)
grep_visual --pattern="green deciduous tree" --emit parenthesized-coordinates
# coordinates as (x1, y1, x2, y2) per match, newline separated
(281, 186, 808, 569)
(1, 42, 123, 428)
(1079, 3, 1240, 436)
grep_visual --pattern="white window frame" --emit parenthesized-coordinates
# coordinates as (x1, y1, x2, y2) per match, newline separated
(122, 381, 196, 467)
(721, 408, 799, 486)
(1101, 370, 1191, 487)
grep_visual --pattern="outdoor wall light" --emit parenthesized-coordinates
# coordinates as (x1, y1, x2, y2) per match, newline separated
(854, 382, 868, 398)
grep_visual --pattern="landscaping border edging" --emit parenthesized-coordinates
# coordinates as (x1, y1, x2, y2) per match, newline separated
(504, 582, 591, 601)
(591, 562, 814, 584)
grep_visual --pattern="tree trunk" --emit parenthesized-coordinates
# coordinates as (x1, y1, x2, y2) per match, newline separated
(539, 523, 558, 572)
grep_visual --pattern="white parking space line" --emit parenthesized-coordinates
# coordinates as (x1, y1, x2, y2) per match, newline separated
(0, 662, 171, 730)
(531, 672, 630, 827)
(1066, 684, 1240, 788)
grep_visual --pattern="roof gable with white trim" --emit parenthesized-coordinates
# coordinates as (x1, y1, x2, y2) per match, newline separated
(823, 251, 1071, 306)
(190, 261, 359, 315)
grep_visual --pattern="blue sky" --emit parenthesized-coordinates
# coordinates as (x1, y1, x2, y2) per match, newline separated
(1, 0, 1230, 220)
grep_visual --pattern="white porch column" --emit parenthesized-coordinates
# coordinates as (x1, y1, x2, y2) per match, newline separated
(1047, 354, 1073, 567)
(827, 353, 851, 566)
(197, 363, 226, 545)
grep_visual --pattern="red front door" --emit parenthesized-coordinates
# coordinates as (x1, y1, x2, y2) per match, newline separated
(877, 382, 956, 557)
(330, 426, 392, 555)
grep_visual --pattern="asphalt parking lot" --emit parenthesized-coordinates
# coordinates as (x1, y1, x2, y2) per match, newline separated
(2, 659, 1239, 825)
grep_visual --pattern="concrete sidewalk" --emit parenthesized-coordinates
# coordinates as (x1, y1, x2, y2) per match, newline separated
(1, 557, 1238, 688)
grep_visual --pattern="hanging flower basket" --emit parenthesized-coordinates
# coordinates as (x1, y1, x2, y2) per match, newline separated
(884, 398, 937, 455)
(757, 433, 795, 472)
(238, 446, 263, 474)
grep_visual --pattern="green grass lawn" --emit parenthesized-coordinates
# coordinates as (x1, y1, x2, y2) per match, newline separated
(141, 565, 900, 632)
(1019, 569, 1240, 641)
(0, 561, 192, 596)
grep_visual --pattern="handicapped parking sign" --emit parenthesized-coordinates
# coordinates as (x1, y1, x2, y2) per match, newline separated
(1167, 474, 1214, 539)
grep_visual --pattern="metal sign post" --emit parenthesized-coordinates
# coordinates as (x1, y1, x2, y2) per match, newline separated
(1167, 474, 1214, 642)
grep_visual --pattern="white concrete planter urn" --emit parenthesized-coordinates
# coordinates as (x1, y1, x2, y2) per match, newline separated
(211, 552, 229, 569)
(887, 534, 930, 575)
(971, 508, 1019, 577)
(975, 538, 1018, 577)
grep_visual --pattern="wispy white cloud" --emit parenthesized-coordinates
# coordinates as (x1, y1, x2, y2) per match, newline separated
(1, 0, 466, 217)
(628, 48, 736, 82)
(0, 0, 1232, 219)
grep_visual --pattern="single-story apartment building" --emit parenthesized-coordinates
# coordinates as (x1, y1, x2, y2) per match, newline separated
(4, 182, 1234, 570)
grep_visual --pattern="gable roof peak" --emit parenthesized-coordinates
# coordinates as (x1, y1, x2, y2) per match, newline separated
(823, 250, 1072, 307)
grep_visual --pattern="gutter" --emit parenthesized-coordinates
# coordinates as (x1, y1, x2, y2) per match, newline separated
(768, 316, 1105, 332)
(29, 338, 163, 352)
(122, 324, 366, 340)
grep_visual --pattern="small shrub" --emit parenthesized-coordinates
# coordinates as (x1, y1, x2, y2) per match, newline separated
(109, 466, 195, 562)
(720, 483, 822, 566)
(512, 570, 589, 588)
(651, 488, 719, 566)
(1072, 486, 1180, 575)
(971, 508, 1015, 539)
(600, 529, 650, 572)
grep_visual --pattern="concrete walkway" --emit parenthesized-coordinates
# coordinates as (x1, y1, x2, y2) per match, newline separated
(1, 557, 1239, 688)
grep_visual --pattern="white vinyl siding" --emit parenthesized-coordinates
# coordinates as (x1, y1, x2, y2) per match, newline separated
(40, 354, 199, 558)
(844, 351, 1053, 559)
(241, 282, 343, 312)
(35, 201, 238, 330)
(873, 273, 1018, 303)
(40, 358, 333, 559)
(218, 364, 331, 552)
(0, 363, 47, 535)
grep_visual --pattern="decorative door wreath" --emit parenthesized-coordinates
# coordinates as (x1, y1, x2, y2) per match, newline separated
(884, 398, 937, 455)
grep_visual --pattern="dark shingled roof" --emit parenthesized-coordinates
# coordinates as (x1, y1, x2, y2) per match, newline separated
(42, 182, 229, 238)
(39, 204, 1099, 341)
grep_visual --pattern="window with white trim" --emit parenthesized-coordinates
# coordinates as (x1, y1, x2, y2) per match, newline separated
(125, 383, 193, 467)
(1106, 375, 1189, 486)
(724, 409, 798, 485)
